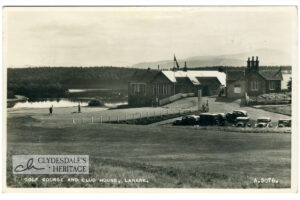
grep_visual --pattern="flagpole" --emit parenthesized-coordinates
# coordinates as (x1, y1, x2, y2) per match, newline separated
(173, 54, 176, 71)
(173, 54, 176, 94)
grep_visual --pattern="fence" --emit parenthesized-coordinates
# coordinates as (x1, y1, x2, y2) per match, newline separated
(70, 107, 199, 125)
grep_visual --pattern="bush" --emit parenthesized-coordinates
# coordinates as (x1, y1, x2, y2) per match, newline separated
(7, 90, 15, 99)
(88, 99, 103, 107)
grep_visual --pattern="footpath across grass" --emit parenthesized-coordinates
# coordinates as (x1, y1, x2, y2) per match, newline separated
(6, 115, 291, 188)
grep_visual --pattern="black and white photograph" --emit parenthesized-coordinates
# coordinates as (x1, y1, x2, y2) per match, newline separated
(2, 6, 298, 192)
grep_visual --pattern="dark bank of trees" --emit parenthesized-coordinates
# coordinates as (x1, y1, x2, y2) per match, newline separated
(7, 67, 148, 99)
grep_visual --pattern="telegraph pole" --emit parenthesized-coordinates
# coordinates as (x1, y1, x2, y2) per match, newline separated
(198, 89, 202, 111)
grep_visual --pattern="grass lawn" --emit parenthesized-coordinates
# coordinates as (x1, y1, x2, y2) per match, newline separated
(255, 105, 291, 116)
(6, 115, 291, 188)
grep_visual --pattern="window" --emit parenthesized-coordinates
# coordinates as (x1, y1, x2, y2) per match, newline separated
(140, 84, 145, 94)
(165, 84, 167, 95)
(251, 80, 259, 91)
(163, 84, 168, 95)
(234, 85, 241, 93)
(131, 83, 146, 95)
(131, 84, 135, 94)
(269, 81, 276, 90)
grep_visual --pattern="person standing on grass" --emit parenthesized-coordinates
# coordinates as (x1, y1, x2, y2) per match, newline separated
(49, 105, 53, 115)
(78, 103, 81, 113)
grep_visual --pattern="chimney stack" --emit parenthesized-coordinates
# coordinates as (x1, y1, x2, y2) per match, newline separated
(255, 56, 259, 70)
(183, 61, 187, 71)
(247, 57, 251, 69)
(246, 56, 260, 72)
(252, 56, 255, 67)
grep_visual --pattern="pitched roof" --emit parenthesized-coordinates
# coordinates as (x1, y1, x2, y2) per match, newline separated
(258, 70, 283, 80)
(161, 70, 226, 86)
(226, 69, 283, 81)
(130, 70, 160, 83)
(226, 71, 245, 81)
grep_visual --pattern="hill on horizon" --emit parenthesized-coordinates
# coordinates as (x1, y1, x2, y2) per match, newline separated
(131, 48, 292, 70)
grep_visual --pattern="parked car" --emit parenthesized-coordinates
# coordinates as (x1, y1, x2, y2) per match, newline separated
(235, 117, 251, 127)
(173, 115, 200, 126)
(226, 110, 248, 123)
(182, 115, 200, 125)
(277, 119, 291, 128)
(172, 119, 182, 126)
(199, 113, 225, 126)
(255, 117, 272, 128)
(216, 113, 226, 126)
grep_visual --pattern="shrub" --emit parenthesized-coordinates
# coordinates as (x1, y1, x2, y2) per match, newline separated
(88, 99, 103, 107)
(7, 90, 15, 99)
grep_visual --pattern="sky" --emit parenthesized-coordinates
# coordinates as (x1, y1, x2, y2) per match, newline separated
(4, 7, 297, 67)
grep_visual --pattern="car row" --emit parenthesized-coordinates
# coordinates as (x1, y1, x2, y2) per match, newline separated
(172, 110, 291, 128)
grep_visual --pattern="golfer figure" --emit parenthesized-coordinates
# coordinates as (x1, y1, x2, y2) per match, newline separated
(49, 105, 53, 115)
(78, 103, 81, 113)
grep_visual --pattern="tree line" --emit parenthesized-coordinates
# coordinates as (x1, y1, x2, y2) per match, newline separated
(7, 67, 148, 99)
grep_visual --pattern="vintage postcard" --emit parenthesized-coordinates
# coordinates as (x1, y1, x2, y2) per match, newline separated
(2, 6, 298, 192)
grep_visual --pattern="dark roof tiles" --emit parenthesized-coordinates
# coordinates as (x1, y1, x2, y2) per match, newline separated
(130, 70, 160, 82)
(258, 70, 283, 80)
(226, 69, 283, 81)
(226, 71, 245, 81)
